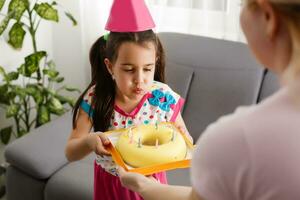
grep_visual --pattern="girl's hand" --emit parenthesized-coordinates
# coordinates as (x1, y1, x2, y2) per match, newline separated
(86, 132, 111, 156)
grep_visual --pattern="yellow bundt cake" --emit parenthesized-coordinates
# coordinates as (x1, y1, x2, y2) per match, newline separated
(116, 123, 187, 167)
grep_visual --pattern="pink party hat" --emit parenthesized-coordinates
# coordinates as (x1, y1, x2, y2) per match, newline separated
(105, 0, 155, 32)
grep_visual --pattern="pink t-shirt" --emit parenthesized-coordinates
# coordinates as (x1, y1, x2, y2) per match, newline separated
(191, 85, 300, 200)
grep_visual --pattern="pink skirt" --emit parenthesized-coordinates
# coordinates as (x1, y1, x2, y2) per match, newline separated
(94, 161, 168, 200)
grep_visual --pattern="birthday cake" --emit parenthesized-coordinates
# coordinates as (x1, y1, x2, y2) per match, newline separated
(116, 123, 187, 168)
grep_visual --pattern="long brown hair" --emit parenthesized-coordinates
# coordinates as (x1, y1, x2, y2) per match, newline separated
(72, 30, 165, 131)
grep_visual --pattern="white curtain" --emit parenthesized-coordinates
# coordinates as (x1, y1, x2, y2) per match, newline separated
(146, 0, 245, 42)
(79, 0, 245, 54)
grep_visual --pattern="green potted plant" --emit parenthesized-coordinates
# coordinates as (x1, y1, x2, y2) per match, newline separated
(0, 0, 79, 143)
(0, 0, 79, 197)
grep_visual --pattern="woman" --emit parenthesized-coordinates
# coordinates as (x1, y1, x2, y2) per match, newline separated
(118, 0, 300, 199)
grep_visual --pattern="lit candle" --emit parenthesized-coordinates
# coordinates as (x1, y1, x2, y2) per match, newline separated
(171, 129, 175, 141)
(159, 114, 163, 122)
(155, 138, 159, 148)
(129, 134, 133, 144)
(138, 137, 142, 148)
(127, 127, 132, 137)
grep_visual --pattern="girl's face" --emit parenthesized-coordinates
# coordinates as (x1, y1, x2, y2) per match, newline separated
(106, 41, 156, 102)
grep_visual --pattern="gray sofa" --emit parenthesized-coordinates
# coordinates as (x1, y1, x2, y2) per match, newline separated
(4, 32, 279, 200)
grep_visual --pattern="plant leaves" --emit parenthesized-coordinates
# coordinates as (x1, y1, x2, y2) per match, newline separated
(47, 97, 64, 115)
(65, 86, 80, 93)
(66, 98, 75, 107)
(0, 126, 12, 144)
(37, 105, 50, 126)
(33, 91, 43, 104)
(24, 51, 46, 76)
(54, 94, 68, 104)
(6, 104, 19, 118)
(44, 87, 56, 96)
(0, 0, 5, 11)
(8, 0, 29, 21)
(34, 3, 58, 22)
(43, 69, 59, 78)
(0, 13, 11, 36)
(0, 66, 5, 76)
(51, 76, 64, 83)
(8, 22, 26, 49)
(64, 11, 77, 26)
(55, 94, 75, 107)
(12, 84, 26, 99)
(0, 84, 8, 94)
(0, 84, 9, 104)
(17, 128, 26, 137)
(25, 84, 43, 104)
(56, 77, 64, 83)
(24, 84, 35, 95)
(6, 90, 15, 99)
(46, 60, 56, 70)
(17, 63, 28, 77)
(5, 71, 19, 81)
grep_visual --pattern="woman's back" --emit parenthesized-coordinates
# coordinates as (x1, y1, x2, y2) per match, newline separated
(192, 83, 300, 200)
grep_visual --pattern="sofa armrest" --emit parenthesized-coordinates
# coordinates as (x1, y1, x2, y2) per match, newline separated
(5, 112, 72, 179)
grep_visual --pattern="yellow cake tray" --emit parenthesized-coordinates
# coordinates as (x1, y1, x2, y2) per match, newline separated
(104, 122, 194, 176)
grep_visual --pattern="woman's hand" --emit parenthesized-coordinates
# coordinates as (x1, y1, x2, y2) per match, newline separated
(85, 132, 111, 156)
(118, 167, 156, 193)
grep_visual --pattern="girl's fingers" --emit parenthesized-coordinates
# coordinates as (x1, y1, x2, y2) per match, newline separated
(97, 132, 111, 145)
(117, 166, 126, 176)
(96, 143, 110, 156)
(147, 175, 158, 182)
(92, 132, 110, 156)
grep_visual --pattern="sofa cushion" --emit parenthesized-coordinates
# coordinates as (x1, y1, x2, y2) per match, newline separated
(45, 161, 93, 200)
(5, 112, 72, 179)
(183, 67, 263, 140)
(165, 61, 194, 109)
(167, 168, 191, 186)
(159, 32, 264, 140)
(6, 166, 46, 200)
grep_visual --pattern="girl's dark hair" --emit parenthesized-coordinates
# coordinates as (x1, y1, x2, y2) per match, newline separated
(72, 30, 165, 132)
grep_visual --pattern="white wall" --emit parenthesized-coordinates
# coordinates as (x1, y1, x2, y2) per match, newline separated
(52, 0, 88, 94)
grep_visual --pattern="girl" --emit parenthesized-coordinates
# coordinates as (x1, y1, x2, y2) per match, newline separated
(118, 0, 300, 200)
(65, 30, 192, 200)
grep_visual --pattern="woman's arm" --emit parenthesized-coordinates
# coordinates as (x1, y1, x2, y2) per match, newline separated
(118, 167, 203, 200)
(65, 108, 110, 161)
